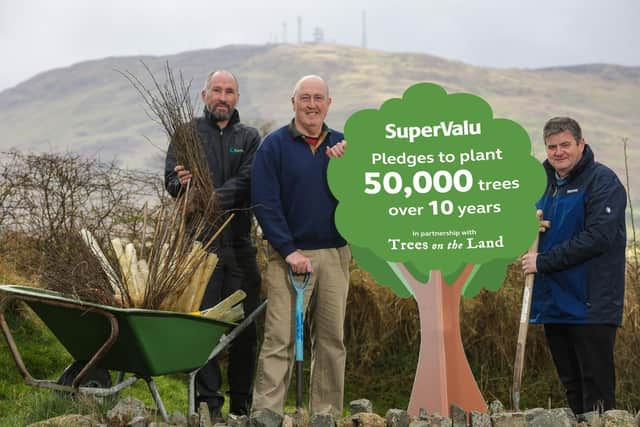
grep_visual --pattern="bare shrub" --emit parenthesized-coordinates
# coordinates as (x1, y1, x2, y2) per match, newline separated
(0, 151, 162, 284)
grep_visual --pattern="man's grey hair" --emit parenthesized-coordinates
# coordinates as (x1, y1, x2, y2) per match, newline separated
(543, 117, 583, 143)
(203, 70, 239, 92)
(292, 75, 329, 98)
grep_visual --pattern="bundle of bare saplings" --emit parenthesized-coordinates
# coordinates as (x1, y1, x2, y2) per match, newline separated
(40, 63, 243, 322)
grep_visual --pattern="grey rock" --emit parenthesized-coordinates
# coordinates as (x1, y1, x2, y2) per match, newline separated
(199, 402, 212, 427)
(309, 413, 335, 427)
(27, 414, 95, 427)
(548, 408, 576, 427)
(288, 411, 310, 427)
(148, 423, 171, 427)
(470, 411, 490, 427)
(525, 408, 575, 427)
(408, 420, 430, 427)
(428, 413, 452, 427)
(524, 407, 545, 418)
(350, 413, 385, 427)
(228, 414, 250, 427)
(127, 416, 148, 427)
(450, 404, 466, 427)
(419, 408, 430, 420)
(350, 399, 373, 415)
(488, 401, 505, 416)
(250, 409, 284, 427)
(170, 411, 188, 426)
(602, 410, 636, 427)
(490, 412, 526, 427)
(281, 415, 293, 427)
(512, 412, 527, 426)
(386, 409, 411, 427)
(525, 408, 555, 427)
(213, 416, 227, 426)
(335, 416, 353, 427)
(107, 397, 148, 426)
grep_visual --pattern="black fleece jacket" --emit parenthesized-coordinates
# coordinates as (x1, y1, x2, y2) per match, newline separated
(165, 108, 261, 248)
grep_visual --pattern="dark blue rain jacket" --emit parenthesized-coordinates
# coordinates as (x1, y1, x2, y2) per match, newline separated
(530, 145, 627, 325)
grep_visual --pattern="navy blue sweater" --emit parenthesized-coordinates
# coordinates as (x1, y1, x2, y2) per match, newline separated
(251, 123, 347, 258)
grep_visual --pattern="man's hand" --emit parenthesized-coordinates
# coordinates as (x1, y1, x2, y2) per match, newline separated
(175, 165, 192, 186)
(326, 140, 347, 158)
(520, 210, 548, 274)
(521, 252, 538, 274)
(285, 250, 313, 274)
(536, 209, 548, 232)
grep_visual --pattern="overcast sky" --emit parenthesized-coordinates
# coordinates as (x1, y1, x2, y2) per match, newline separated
(1, 0, 638, 92)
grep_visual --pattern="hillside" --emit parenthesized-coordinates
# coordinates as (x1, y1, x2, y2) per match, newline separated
(1, 44, 638, 203)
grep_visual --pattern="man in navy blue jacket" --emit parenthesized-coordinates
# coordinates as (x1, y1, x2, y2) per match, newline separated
(250, 75, 349, 415)
(522, 117, 626, 416)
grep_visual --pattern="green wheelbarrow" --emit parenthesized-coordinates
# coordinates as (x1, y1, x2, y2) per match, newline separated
(0, 284, 266, 422)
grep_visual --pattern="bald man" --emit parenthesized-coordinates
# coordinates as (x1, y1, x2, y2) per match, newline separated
(165, 70, 261, 420)
(251, 75, 350, 415)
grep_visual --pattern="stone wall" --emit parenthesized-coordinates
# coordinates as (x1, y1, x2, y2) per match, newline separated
(26, 397, 640, 427)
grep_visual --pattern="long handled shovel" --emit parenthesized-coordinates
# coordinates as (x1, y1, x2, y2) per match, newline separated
(289, 268, 311, 411)
(512, 216, 550, 410)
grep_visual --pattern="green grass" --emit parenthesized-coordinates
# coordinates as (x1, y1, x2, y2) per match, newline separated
(0, 392, 89, 427)
(0, 304, 71, 417)
(344, 351, 415, 413)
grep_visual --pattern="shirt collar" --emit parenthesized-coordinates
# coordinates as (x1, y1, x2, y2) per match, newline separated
(288, 119, 329, 139)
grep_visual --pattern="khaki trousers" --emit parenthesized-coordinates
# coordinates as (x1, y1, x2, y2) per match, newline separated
(252, 245, 351, 415)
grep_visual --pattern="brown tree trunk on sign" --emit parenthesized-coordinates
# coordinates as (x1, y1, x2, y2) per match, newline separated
(395, 263, 487, 416)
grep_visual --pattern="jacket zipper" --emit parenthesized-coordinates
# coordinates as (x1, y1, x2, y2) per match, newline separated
(219, 129, 225, 174)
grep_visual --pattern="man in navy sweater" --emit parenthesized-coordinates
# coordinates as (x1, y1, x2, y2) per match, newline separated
(251, 75, 349, 415)
(522, 117, 626, 417)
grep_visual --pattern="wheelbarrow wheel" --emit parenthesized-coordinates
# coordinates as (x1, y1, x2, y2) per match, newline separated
(57, 361, 114, 403)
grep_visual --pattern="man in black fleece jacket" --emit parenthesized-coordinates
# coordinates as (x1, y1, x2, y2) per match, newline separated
(165, 70, 261, 419)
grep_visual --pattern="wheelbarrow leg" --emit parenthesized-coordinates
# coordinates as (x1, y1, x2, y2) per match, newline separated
(187, 300, 269, 420)
(146, 378, 170, 423)
(188, 371, 197, 420)
(115, 371, 126, 385)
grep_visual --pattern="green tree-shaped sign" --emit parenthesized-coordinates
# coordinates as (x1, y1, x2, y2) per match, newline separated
(328, 83, 545, 414)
